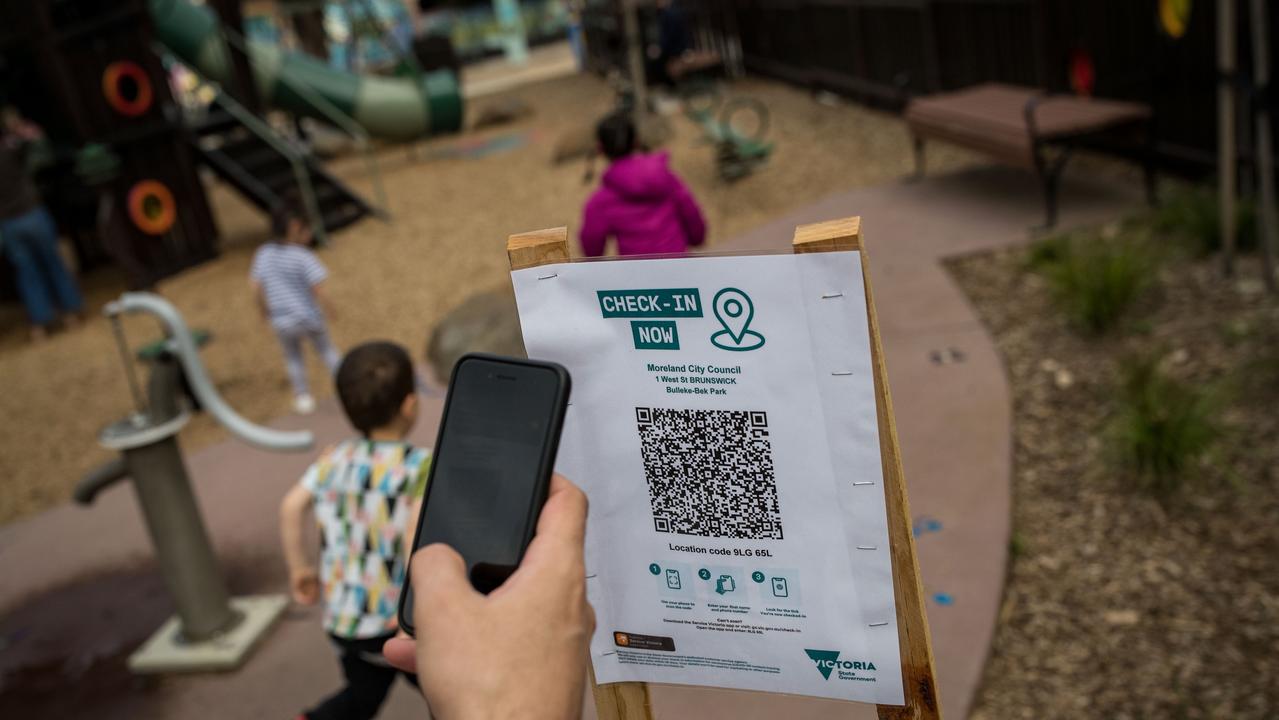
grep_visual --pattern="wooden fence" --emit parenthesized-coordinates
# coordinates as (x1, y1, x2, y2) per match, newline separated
(584, 0, 1278, 174)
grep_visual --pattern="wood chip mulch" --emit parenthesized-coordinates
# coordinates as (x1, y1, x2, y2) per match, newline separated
(950, 241, 1279, 719)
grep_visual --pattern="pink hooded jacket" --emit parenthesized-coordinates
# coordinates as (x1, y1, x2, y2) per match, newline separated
(580, 152, 706, 257)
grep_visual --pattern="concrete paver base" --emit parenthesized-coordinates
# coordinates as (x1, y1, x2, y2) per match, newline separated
(128, 594, 288, 674)
(0, 164, 1142, 719)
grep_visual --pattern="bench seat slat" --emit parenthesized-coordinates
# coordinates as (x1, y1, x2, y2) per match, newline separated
(905, 82, 1149, 142)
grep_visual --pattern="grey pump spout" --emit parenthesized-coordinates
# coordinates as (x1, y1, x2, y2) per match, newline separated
(104, 292, 313, 451)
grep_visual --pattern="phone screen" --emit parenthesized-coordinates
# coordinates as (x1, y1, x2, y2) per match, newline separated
(406, 357, 567, 609)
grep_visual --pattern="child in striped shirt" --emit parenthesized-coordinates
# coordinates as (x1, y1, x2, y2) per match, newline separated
(250, 199, 340, 414)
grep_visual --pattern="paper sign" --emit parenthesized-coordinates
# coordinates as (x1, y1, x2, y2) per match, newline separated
(512, 252, 903, 704)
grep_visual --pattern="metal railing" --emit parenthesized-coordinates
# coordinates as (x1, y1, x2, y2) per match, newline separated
(218, 26, 391, 218)
(162, 47, 330, 246)
(159, 46, 330, 244)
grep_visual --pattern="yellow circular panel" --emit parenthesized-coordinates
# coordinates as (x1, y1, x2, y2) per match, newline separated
(1160, 0, 1192, 39)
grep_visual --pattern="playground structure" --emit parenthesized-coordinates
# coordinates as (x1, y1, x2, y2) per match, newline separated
(0, 0, 216, 289)
(77, 292, 314, 672)
(0, 0, 464, 290)
(151, 0, 462, 142)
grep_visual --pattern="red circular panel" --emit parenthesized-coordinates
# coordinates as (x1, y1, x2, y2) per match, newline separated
(127, 180, 177, 236)
(102, 61, 154, 117)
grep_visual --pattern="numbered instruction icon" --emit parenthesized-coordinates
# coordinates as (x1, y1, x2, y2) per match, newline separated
(771, 577, 789, 598)
(665, 569, 682, 590)
(715, 574, 736, 595)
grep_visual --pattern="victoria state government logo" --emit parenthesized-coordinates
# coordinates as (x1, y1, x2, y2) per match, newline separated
(804, 649, 877, 682)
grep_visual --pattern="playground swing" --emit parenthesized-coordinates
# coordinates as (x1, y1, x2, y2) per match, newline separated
(588, 69, 773, 184)
(683, 88, 773, 182)
(76, 293, 313, 673)
(584, 0, 771, 184)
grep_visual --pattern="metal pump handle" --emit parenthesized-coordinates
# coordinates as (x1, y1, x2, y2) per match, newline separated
(104, 292, 314, 452)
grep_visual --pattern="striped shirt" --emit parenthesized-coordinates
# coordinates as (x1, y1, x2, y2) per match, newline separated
(250, 242, 328, 332)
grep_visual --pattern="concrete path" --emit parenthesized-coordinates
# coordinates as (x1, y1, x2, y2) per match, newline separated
(0, 165, 1142, 719)
(463, 41, 579, 100)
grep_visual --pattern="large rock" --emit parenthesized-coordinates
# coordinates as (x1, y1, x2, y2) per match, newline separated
(425, 285, 526, 384)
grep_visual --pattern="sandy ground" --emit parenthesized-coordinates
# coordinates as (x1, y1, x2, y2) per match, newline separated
(0, 73, 980, 524)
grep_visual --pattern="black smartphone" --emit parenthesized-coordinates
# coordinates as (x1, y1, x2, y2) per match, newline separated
(397, 353, 571, 636)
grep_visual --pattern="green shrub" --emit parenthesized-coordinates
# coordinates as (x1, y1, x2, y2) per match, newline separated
(1109, 356, 1221, 498)
(1044, 236, 1153, 335)
(1152, 185, 1256, 255)
(1008, 532, 1026, 560)
(1026, 232, 1071, 270)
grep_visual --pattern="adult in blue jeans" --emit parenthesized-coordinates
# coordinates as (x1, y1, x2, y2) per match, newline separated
(0, 116, 83, 341)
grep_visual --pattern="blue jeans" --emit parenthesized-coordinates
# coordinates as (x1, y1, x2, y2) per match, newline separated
(1, 206, 83, 326)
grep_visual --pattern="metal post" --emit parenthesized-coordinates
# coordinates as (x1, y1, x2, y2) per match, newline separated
(120, 430, 239, 641)
(206, 0, 262, 111)
(622, 0, 648, 139)
(110, 316, 147, 415)
(147, 356, 184, 421)
(1218, 0, 1237, 276)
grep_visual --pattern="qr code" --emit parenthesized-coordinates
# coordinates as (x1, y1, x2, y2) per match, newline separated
(635, 407, 782, 540)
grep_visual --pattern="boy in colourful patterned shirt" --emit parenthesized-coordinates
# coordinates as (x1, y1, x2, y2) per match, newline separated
(280, 341, 430, 719)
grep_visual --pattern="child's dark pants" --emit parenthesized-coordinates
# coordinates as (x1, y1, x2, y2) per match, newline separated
(304, 634, 420, 720)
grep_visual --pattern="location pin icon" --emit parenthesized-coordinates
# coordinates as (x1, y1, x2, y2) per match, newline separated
(713, 288, 753, 344)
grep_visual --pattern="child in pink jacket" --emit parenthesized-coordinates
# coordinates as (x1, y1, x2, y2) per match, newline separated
(580, 112, 706, 257)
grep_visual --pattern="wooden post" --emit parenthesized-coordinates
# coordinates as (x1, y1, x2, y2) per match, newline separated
(507, 226, 572, 270)
(506, 226, 656, 720)
(1248, 0, 1279, 291)
(622, 0, 648, 138)
(207, 0, 262, 112)
(507, 219, 939, 720)
(1218, 0, 1238, 277)
(793, 217, 942, 720)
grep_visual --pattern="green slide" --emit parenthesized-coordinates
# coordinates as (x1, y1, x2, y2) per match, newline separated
(150, 0, 462, 140)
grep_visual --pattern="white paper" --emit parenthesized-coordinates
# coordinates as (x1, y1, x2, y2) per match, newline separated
(512, 252, 903, 705)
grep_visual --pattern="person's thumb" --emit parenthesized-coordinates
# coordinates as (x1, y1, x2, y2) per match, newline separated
(384, 546, 475, 674)
(412, 543, 480, 617)
(382, 635, 417, 674)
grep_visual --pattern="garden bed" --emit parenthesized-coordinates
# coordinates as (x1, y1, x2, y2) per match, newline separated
(950, 228, 1279, 718)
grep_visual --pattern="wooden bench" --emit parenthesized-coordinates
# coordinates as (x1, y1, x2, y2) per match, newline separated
(905, 83, 1155, 227)
(666, 49, 724, 82)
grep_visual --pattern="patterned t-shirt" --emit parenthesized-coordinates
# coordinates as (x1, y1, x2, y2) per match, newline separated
(301, 439, 431, 639)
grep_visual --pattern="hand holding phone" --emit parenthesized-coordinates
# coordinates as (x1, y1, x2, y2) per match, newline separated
(384, 473, 593, 719)
(398, 354, 571, 635)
